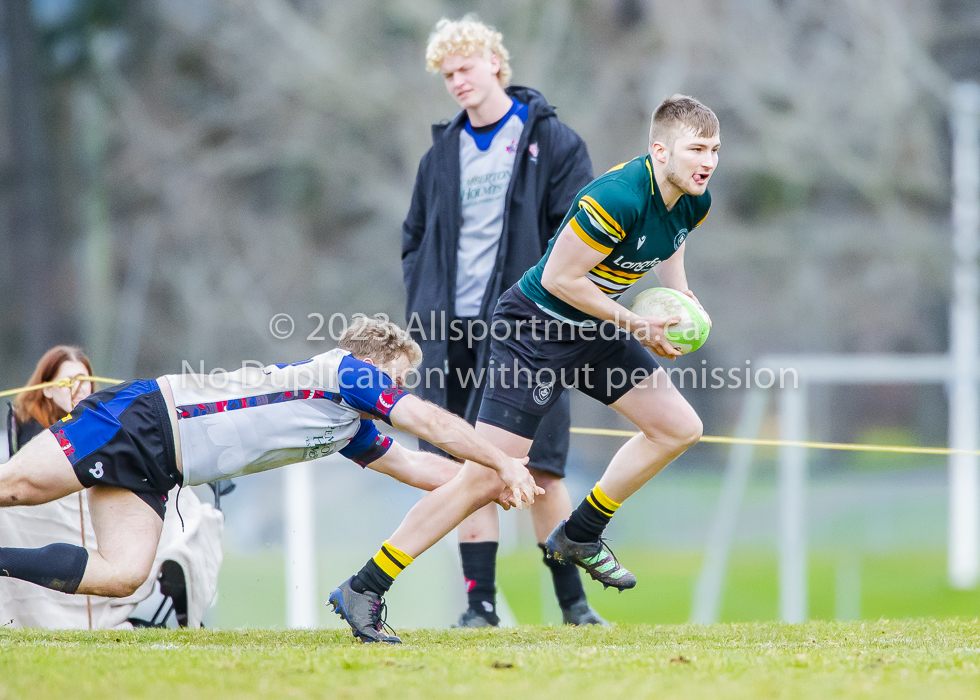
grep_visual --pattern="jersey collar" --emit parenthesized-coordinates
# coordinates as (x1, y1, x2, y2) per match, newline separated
(644, 155, 670, 218)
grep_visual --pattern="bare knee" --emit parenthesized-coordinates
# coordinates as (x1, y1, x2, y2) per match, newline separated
(475, 473, 505, 504)
(680, 413, 704, 447)
(528, 468, 561, 497)
(639, 410, 703, 451)
(460, 464, 506, 505)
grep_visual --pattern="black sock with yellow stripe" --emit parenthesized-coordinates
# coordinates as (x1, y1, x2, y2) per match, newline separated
(351, 541, 414, 596)
(564, 484, 621, 544)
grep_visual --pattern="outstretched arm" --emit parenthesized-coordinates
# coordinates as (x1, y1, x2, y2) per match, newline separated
(366, 440, 460, 491)
(387, 395, 543, 508)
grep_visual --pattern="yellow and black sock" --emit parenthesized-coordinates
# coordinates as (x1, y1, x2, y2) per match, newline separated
(564, 484, 621, 544)
(351, 541, 414, 596)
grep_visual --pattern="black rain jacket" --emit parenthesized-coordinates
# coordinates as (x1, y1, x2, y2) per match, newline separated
(401, 85, 593, 422)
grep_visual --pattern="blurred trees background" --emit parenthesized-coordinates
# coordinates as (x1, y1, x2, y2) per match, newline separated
(1, 0, 979, 451)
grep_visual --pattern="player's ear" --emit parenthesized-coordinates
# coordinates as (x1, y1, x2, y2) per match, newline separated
(651, 140, 668, 164)
(360, 357, 376, 367)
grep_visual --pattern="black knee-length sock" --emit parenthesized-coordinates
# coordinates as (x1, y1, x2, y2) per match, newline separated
(0, 543, 89, 593)
(459, 541, 498, 620)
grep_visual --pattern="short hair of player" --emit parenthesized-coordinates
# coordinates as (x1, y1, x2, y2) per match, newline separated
(338, 315, 423, 368)
(649, 95, 719, 150)
(425, 16, 512, 87)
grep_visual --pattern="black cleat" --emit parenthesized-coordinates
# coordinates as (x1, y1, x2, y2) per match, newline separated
(545, 521, 636, 591)
(561, 599, 609, 626)
(328, 576, 401, 644)
(452, 607, 499, 628)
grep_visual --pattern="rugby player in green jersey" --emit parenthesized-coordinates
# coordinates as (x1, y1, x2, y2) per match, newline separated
(330, 95, 718, 642)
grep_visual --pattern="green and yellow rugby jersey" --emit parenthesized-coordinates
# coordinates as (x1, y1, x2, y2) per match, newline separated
(518, 154, 710, 325)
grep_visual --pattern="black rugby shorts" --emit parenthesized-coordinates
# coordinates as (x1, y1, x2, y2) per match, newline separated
(50, 380, 180, 520)
(478, 286, 659, 440)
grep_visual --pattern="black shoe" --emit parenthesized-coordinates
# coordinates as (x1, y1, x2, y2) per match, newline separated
(545, 521, 636, 590)
(561, 598, 609, 626)
(452, 606, 500, 628)
(327, 576, 401, 644)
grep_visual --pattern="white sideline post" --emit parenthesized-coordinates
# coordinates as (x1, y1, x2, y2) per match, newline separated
(690, 387, 769, 623)
(284, 461, 318, 627)
(948, 82, 980, 590)
(778, 382, 808, 623)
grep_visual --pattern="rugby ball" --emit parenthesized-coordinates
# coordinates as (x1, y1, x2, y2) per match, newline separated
(630, 287, 710, 354)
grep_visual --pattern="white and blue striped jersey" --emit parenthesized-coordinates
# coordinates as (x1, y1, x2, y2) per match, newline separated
(162, 349, 408, 486)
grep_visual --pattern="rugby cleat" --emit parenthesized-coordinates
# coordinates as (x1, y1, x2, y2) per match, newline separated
(545, 521, 636, 591)
(561, 599, 609, 626)
(452, 607, 499, 628)
(328, 576, 401, 644)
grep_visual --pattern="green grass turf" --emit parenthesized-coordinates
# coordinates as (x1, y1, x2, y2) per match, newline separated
(496, 548, 980, 625)
(214, 548, 980, 628)
(3, 620, 980, 699)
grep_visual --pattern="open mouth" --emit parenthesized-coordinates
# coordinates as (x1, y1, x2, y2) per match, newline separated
(693, 173, 710, 185)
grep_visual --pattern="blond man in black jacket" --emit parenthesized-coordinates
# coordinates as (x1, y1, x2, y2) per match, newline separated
(401, 17, 603, 627)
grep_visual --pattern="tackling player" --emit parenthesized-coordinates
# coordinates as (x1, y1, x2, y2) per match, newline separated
(331, 95, 718, 643)
(0, 315, 539, 641)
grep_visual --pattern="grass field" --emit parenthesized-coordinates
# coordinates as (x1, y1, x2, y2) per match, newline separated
(3, 619, 979, 699)
(498, 548, 980, 624)
(215, 548, 980, 628)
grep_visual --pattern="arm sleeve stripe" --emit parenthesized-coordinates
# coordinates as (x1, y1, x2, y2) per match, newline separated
(580, 196, 625, 238)
(570, 219, 614, 254)
(589, 267, 635, 286)
(597, 263, 644, 279)
(587, 278, 621, 295)
(583, 207, 620, 242)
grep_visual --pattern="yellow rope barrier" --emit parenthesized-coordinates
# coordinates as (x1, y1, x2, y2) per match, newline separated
(0, 375, 971, 457)
(0, 375, 124, 399)
(570, 426, 980, 457)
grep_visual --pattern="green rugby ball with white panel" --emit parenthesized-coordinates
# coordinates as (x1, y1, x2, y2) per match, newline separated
(630, 287, 710, 354)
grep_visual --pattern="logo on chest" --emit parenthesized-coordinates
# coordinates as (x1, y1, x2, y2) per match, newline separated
(674, 229, 688, 250)
(612, 255, 661, 273)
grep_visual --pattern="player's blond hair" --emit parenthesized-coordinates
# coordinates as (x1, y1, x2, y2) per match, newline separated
(649, 95, 720, 149)
(338, 315, 423, 367)
(425, 16, 512, 87)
